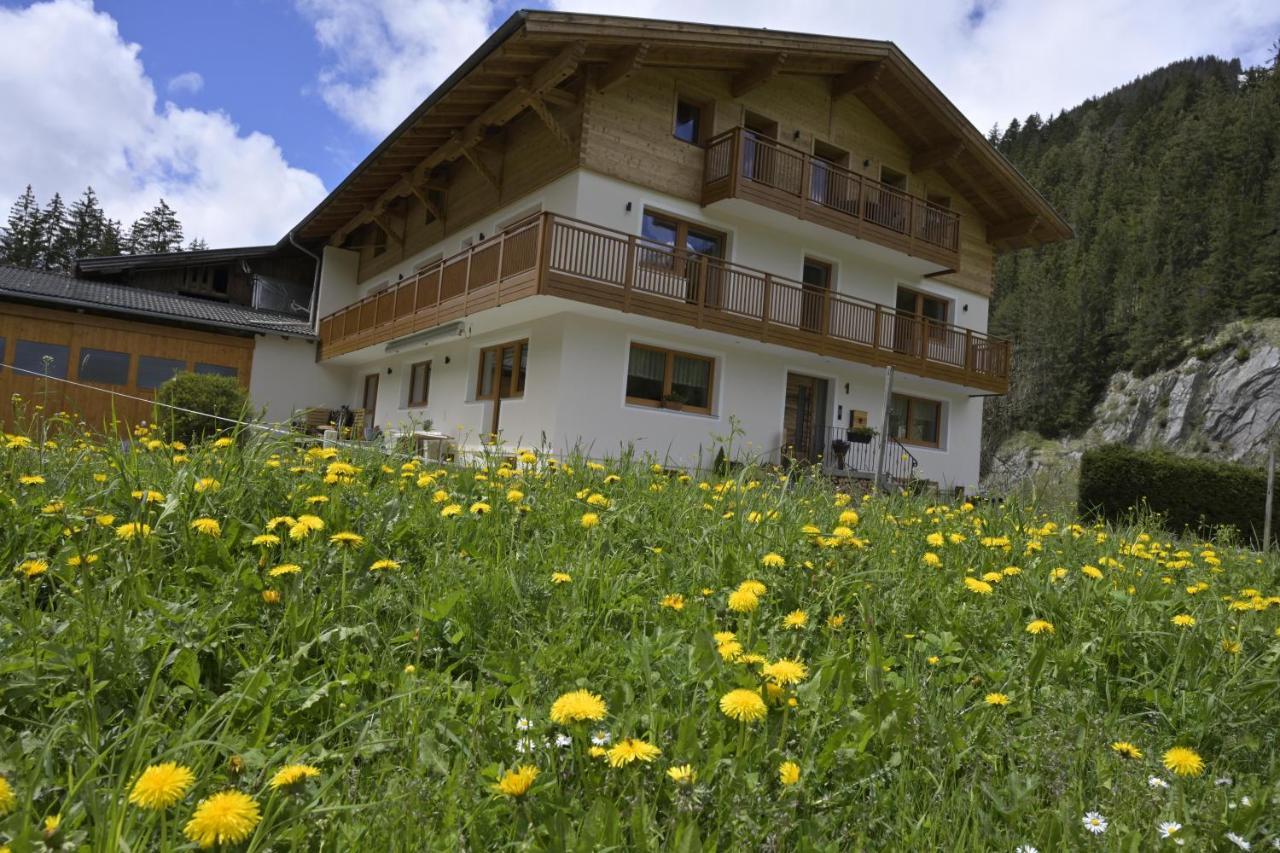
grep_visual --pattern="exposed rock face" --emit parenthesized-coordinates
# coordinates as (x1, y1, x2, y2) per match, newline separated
(984, 319, 1280, 496)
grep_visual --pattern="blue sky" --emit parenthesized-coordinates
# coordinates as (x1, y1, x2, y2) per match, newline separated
(1, 0, 1276, 245)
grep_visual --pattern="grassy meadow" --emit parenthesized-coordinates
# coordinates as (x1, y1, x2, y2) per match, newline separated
(1, 412, 1278, 851)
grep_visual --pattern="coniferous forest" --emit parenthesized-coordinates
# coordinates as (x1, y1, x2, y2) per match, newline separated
(985, 53, 1280, 455)
(0, 186, 202, 273)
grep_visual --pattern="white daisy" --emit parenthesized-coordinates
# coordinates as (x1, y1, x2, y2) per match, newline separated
(591, 730, 611, 746)
(516, 717, 532, 731)
(1216, 777, 1234, 787)
(1082, 812, 1108, 835)
(515, 737, 537, 753)
(1015, 846, 1039, 853)
(1149, 776, 1171, 789)
(1226, 832, 1251, 851)
(1240, 796, 1252, 807)
(1158, 821, 1182, 840)
(555, 733, 572, 748)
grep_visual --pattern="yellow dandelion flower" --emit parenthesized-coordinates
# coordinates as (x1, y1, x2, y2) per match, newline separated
(727, 588, 759, 613)
(18, 474, 45, 485)
(761, 552, 786, 568)
(1110, 741, 1142, 759)
(261, 589, 281, 605)
(251, 533, 280, 547)
(580, 512, 600, 528)
(190, 518, 221, 537)
(268, 564, 301, 578)
(1220, 639, 1241, 655)
(922, 552, 942, 568)
(1171, 614, 1196, 628)
(782, 610, 808, 630)
(369, 558, 400, 571)
(506, 489, 524, 503)
(827, 613, 846, 630)
(984, 692, 1010, 707)
(666, 764, 696, 784)
(738, 579, 767, 596)
(329, 531, 364, 547)
(1082, 565, 1104, 580)
(183, 789, 261, 848)
(963, 576, 993, 595)
(493, 765, 539, 796)
(115, 522, 153, 540)
(660, 593, 685, 611)
(778, 761, 801, 786)
(551, 572, 572, 584)
(1026, 619, 1055, 635)
(470, 501, 491, 515)
(440, 503, 462, 518)
(1162, 746, 1204, 777)
(607, 738, 661, 767)
(129, 762, 195, 810)
(719, 688, 768, 723)
(762, 658, 809, 686)
(17, 559, 48, 578)
(550, 690, 608, 725)
(0, 775, 16, 816)
(268, 764, 321, 791)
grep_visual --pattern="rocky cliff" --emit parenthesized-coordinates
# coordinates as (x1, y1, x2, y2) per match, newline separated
(984, 319, 1280, 499)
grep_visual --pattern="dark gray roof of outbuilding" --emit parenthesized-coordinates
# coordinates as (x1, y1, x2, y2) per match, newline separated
(0, 265, 315, 337)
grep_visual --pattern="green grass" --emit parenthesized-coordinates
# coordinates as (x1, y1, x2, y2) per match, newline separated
(1, 412, 1278, 851)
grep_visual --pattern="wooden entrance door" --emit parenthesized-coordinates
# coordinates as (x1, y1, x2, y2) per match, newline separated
(361, 373, 379, 434)
(477, 339, 528, 439)
(783, 373, 827, 464)
(801, 258, 831, 333)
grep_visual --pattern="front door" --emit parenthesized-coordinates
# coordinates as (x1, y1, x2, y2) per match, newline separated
(361, 373, 379, 434)
(801, 258, 832, 333)
(783, 372, 828, 465)
(477, 339, 528, 440)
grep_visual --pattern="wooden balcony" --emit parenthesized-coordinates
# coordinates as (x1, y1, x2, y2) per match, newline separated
(702, 128, 962, 271)
(317, 213, 1009, 392)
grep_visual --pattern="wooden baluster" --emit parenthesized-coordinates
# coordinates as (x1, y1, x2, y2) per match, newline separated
(623, 234, 636, 312)
(495, 232, 506, 304)
(799, 155, 811, 219)
(964, 328, 973, 375)
(761, 274, 772, 342)
(536, 214, 553, 295)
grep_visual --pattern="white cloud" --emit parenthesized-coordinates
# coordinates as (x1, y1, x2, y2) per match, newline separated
(527, 0, 1279, 133)
(167, 70, 204, 95)
(0, 0, 326, 247)
(296, 0, 499, 137)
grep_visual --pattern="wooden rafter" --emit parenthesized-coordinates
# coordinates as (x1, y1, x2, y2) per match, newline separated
(540, 87, 578, 108)
(370, 212, 402, 245)
(528, 98, 574, 150)
(330, 40, 586, 244)
(595, 42, 650, 92)
(911, 140, 965, 172)
(462, 146, 502, 191)
(409, 185, 443, 221)
(830, 60, 883, 98)
(731, 52, 786, 98)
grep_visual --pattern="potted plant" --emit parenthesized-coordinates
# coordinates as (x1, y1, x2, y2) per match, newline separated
(662, 390, 688, 411)
(829, 438, 850, 470)
(846, 425, 876, 444)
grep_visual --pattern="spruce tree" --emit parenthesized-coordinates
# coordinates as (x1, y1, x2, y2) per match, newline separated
(128, 199, 184, 254)
(186, 237, 209, 251)
(65, 187, 107, 264)
(39, 192, 70, 271)
(98, 219, 123, 257)
(1, 185, 44, 268)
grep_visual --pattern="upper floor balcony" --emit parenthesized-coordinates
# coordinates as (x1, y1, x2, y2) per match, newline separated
(702, 128, 962, 271)
(317, 213, 1008, 392)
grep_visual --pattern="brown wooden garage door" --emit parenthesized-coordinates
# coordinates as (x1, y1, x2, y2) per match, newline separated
(0, 303, 254, 433)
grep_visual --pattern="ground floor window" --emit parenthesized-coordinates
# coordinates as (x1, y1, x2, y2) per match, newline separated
(625, 343, 713, 413)
(890, 393, 942, 447)
(78, 347, 131, 386)
(194, 363, 238, 378)
(14, 340, 69, 378)
(137, 356, 186, 390)
(407, 360, 431, 407)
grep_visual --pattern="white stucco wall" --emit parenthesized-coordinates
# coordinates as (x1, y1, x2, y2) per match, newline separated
(249, 335, 351, 424)
(315, 246, 361, 321)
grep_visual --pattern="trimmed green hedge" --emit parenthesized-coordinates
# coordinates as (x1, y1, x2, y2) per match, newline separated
(1079, 444, 1277, 545)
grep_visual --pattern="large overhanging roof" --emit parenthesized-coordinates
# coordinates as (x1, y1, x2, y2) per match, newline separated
(286, 10, 1072, 251)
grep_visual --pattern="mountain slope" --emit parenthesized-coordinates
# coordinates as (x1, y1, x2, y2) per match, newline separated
(984, 54, 1280, 458)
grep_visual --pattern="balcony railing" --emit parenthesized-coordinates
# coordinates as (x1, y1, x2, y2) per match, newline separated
(317, 212, 1009, 392)
(702, 128, 962, 270)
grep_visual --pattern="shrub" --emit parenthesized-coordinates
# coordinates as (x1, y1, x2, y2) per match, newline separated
(153, 371, 250, 444)
(1079, 444, 1277, 545)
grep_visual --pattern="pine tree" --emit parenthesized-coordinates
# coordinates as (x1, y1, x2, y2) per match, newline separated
(1, 185, 45, 268)
(98, 219, 123, 257)
(186, 237, 209, 251)
(127, 199, 185, 254)
(39, 192, 70, 271)
(64, 187, 107, 264)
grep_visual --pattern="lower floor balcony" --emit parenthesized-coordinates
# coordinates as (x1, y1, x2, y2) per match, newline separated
(317, 212, 1010, 393)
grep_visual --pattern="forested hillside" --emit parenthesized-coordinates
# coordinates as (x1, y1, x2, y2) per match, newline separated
(985, 53, 1280, 455)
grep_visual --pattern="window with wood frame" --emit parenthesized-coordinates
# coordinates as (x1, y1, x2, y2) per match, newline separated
(673, 96, 709, 145)
(407, 360, 431, 407)
(476, 340, 528, 400)
(640, 212, 725, 266)
(889, 393, 942, 448)
(625, 343, 714, 413)
(896, 285, 950, 341)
